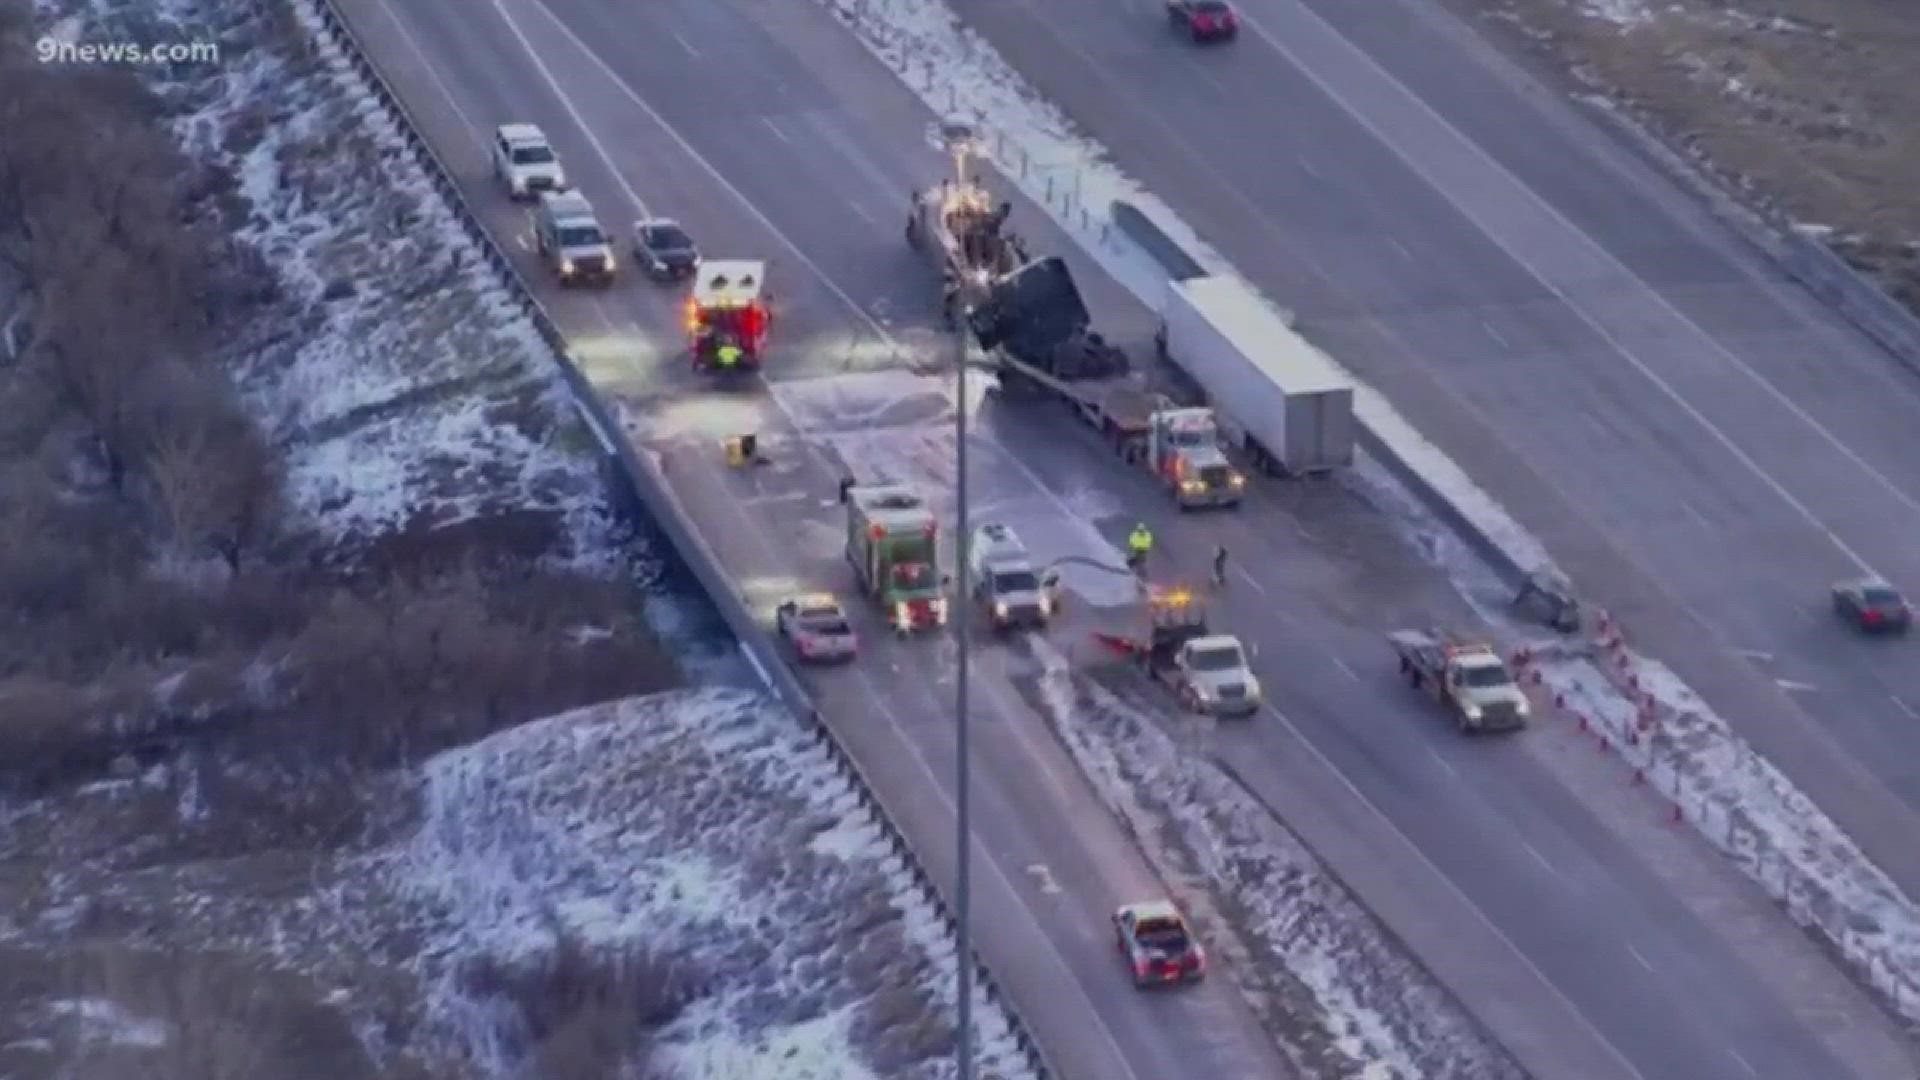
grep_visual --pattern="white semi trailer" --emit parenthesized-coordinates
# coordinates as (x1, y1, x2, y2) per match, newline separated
(1155, 274, 1356, 477)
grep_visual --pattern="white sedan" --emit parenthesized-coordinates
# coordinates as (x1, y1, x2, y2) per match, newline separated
(776, 594, 859, 664)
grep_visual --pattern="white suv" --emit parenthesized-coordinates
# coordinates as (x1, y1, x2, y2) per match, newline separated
(492, 123, 565, 199)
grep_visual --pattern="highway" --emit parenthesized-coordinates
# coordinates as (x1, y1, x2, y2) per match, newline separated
(952, 0, 1920, 893)
(327, 0, 1918, 1076)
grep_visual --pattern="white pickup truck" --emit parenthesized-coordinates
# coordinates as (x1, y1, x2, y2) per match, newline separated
(1388, 630, 1529, 733)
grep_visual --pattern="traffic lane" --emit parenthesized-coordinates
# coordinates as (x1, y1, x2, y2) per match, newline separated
(644, 411, 1297, 1080)
(985, 0, 1920, 586)
(988, 415, 1865, 1079)
(637, 428, 1162, 1080)
(355, 2, 1274, 1068)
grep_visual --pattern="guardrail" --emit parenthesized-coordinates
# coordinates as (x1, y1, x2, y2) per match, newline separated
(296, 1, 1053, 1075)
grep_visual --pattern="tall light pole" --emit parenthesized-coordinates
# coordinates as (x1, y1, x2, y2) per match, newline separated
(944, 121, 979, 1080)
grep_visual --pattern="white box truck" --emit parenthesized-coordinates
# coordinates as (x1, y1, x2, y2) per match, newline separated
(1155, 275, 1356, 476)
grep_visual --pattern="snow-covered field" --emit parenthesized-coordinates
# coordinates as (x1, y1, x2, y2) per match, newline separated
(0, 690, 1037, 1079)
(813, 0, 1920, 1021)
(39, 0, 617, 564)
(1025, 639, 1524, 1080)
(1, 1, 1032, 1077)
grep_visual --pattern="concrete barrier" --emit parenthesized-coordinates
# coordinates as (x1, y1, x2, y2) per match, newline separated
(1774, 234, 1920, 379)
(298, 1, 1054, 1075)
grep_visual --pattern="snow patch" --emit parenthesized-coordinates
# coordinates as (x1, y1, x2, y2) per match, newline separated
(47, 998, 170, 1050)
(1027, 638, 1524, 1079)
(1575, 0, 1653, 29)
(1516, 639, 1920, 1024)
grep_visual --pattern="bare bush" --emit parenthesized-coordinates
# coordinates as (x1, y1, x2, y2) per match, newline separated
(137, 361, 283, 569)
(459, 928, 700, 1080)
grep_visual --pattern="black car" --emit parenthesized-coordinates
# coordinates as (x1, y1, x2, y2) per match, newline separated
(631, 218, 701, 281)
(1166, 0, 1237, 41)
(1832, 578, 1911, 634)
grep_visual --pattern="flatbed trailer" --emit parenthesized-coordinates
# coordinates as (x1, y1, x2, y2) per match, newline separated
(985, 348, 1167, 456)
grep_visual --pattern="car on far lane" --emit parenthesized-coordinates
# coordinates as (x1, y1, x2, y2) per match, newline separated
(1112, 900, 1206, 988)
(1166, 0, 1237, 42)
(631, 217, 701, 282)
(1832, 578, 1912, 634)
(776, 594, 859, 663)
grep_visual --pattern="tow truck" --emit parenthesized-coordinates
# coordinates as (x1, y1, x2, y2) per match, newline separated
(1096, 586, 1261, 717)
(686, 259, 770, 373)
(844, 483, 948, 636)
(1388, 629, 1530, 732)
(906, 122, 1029, 328)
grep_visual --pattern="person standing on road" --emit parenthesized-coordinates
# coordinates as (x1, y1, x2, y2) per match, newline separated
(1212, 544, 1229, 588)
(1126, 523, 1154, 572)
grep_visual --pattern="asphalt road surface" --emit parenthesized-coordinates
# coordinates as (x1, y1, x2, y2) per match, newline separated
(330, 0, 1917, 1075)
(951, 0, 1920, 896)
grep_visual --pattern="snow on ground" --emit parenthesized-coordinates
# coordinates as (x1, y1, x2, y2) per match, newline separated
(366, 687, 1035, 1079)
(0, 689, 1037, 1079)
(1518, 643, 1920, 1024)
(1025, 638, 1524, 1080)
(58, 0, 621, 563)
(1359, 452, 1920, 1025)
(819, 0, 1920, 1020)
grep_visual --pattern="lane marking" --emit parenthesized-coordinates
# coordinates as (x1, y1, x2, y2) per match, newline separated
(502, 0, 894, 344)
(846, 200, 875, 223)
(1481, 319, 1506, 347)
(1426, 745, 1457, 779)
(1231, 565, 1268, 595)
(1774, 678, 1818, 694)
(669, 29, 698, 57)
(1896, 697, 1919, 721)
(1296, 154, 1321, 179)
(1626, 943, 1655, 972)
(1254, 702, 1639, 1078)
(1388, 238, 1412, 261)
(760, 115, 793, 143)
(363, 0, 491, 152)
(1238, 11, 1907, 578)
(1731, 648, 1774, 662)
(1521, 840, 1557, 876)
(1727, 1048, 1759, 1077)
(514, 233, 530, 251)
(1331, 657, 1360, 683)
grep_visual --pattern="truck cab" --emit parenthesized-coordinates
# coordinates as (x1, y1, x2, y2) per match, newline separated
(1148, 408, 1243, 509)
(1390, 631, 1529, 732)
(967, 523, 1055, 631)
(1169, 634, 1261, 717)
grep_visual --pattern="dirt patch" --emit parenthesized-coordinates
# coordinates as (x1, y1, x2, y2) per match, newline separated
(1450, 0, 1920, 305)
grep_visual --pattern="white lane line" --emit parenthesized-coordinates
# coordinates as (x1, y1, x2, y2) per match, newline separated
(503, 0, 894, 345)
(1626, 943, 1655, 972)
(1727, 1048, 1759, 1077)
(759, 115, 793, 143)
(1296, 154, 1321, 179)
(1895, 697, 1919, 721)
(1331, 657, 1360, 683)
(1238, 11, 1908, 577)
(1389, 238, 1413, 261)
(514, 233, 530, 251)
(1731, 648, 1774, 662)
(1232, 565, 1268, 596)
(1481, 319, 1507, 347)
(1426, 745, 1457, 779)
(846, 200, 875, 223)
(1521, 840, 1558, 876)
(1255, 702, 1639, 1078)
(1774, 678, 1818, 694)
(367, 0, 492, 151)
(669, 29, 698, 57)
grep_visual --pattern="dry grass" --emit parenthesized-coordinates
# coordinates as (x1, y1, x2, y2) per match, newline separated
(0, 0, 681, 1074)
(1457, 0, 1920, 303)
